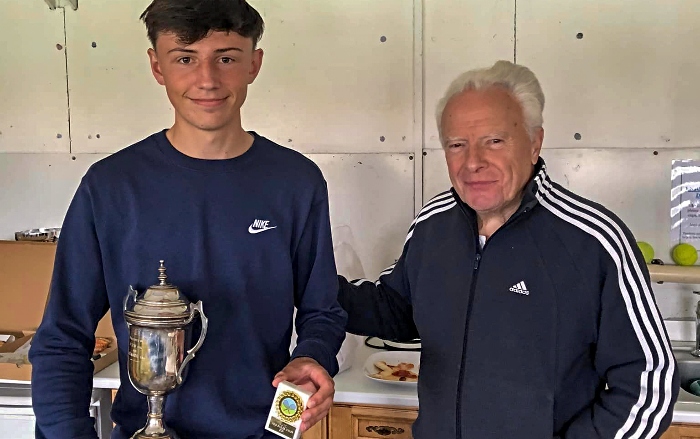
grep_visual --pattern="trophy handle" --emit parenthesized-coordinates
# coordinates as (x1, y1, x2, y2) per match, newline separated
(124, 285, 138, 316)
(176, 300, 208, 385)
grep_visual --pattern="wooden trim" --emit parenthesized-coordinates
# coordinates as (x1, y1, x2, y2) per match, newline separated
(334, 403, 418, 411)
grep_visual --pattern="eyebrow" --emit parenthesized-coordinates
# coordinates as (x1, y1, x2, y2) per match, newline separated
(444, 132, 511, 143)
(167, 47, 244, 54)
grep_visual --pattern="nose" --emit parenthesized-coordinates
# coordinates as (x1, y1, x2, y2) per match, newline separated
(196, 60, 220, 90)
(463, 145, 487, 173)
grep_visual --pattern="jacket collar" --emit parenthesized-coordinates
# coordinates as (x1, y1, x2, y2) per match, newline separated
(451, 156, 547, 218)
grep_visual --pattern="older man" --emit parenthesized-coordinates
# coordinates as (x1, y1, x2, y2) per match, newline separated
(338, 60, 678, 438)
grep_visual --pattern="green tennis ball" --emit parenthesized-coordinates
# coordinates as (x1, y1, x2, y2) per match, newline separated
(672, 243, 698, 266)
(636, 241, 654, 264)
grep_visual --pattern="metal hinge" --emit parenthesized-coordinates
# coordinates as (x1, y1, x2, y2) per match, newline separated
(44, 0, 78, 10)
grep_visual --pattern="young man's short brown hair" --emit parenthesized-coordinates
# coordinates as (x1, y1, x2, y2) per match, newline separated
(141, 0, 264, 48)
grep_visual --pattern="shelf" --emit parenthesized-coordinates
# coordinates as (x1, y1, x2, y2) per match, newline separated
(648, 264, 700, 285)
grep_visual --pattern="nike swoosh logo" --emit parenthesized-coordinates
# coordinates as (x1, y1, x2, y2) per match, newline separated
(248, 225, 277, 234)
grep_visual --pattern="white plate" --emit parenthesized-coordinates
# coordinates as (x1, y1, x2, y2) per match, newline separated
(363, 351, 421, 386)
(382, 338, 421, 350)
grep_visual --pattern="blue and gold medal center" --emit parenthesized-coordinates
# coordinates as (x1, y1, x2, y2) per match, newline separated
(275, 391, 304, 423)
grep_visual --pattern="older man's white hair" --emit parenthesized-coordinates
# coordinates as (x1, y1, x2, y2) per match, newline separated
(435, 60, 545, 143)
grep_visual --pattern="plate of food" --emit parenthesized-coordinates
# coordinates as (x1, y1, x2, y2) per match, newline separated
(382, 338, 421, 351)
(92, 337, 112, 360)
(363, 351, 420, 385)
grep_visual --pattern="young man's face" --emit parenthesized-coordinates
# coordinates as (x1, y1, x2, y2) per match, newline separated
(148, 31, 263, 132)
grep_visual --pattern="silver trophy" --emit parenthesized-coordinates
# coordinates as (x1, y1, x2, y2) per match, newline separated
(124, 260, 208, 439)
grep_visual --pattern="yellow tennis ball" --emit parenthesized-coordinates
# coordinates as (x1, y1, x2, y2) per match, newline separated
(672, 243, 698, 266)
(636, 241, 654, 264)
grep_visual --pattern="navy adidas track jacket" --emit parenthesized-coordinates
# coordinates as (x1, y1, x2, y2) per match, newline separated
(338, 159, 679, 439)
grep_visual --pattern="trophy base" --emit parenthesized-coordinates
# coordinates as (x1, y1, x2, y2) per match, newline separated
(130, 395, 180, 439)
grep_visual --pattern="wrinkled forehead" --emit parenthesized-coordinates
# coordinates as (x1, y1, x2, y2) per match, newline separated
(442, 88, 525, 131)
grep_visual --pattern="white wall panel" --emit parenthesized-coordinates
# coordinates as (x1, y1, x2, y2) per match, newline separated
(0, 153, 106, 239)
(655, 282, 698, 320)
(243, 1, 414, 154)
(517, 0, 700, 150)
(0, 2, 69, 153)
(422, 150, 450, 203)
(312, 154, 415, 280)
(66, 0, 173, 153)
(424, 0, 515, 149)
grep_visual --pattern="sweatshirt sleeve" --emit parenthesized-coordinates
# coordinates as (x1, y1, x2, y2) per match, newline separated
(28, 176, 108, 439)
(290, 180, 348, 376)
(560, 230, 678, 439)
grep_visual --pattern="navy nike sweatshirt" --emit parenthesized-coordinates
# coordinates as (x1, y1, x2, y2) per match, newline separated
(29, 130, 347, 439)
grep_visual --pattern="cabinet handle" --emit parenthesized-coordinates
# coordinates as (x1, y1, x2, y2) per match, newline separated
(366, 425, 405, 435)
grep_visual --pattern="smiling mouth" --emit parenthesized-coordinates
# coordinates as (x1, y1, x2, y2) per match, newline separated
(190, 98, 227, 107)
(466, 181, 496, 186)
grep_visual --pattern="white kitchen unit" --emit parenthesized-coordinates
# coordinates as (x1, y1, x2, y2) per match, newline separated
(0, 384, 34, 439)
(0, 383, 112, 439)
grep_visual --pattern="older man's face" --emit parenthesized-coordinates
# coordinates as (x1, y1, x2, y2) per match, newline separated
(441, 87, 543, 218)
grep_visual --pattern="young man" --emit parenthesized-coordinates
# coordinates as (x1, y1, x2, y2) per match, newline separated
(29, 1, 347, 438)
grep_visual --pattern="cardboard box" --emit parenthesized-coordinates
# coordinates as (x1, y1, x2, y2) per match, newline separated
(0, 241, 117, 381)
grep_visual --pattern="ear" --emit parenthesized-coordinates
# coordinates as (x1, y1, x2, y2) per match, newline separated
(247, 48, 264, 85)
(530, 127, 544, 165)
(148, 48, 166, 86)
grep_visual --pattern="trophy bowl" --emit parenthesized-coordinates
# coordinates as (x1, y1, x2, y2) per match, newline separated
(124, 261, 208, 439)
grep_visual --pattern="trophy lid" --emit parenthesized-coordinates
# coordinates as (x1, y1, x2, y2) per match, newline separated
(124, 260, 191, 326)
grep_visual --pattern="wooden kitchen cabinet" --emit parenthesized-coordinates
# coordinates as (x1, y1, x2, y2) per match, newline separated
(329, 404, 417, 439)
(661, 423, 700, 439)
(303, 417, 328, 439)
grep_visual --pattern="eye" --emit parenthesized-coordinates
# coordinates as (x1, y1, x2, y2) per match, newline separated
(220, 57, 235, 64)
(486, 138, 505, 147)
(447, 142, 464, 149)
(177, 57, 192, 64)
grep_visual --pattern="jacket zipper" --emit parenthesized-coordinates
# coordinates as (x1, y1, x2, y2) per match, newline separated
(455, 250, 481, 439)
(454, 202, 532, 439)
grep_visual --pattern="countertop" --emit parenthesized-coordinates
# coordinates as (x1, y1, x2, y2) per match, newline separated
(91, 342, 700, 424)
(92, 344, 419, 406)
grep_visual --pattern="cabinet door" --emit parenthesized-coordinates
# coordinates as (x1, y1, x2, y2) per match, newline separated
(330, 404, 417, 439)
(0, 413, 35, 439)
(302, 416, 327, 439)
(661, 423, 700, 439)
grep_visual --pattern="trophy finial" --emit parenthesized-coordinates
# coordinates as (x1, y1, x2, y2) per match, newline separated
(158, 260, 167, 286)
